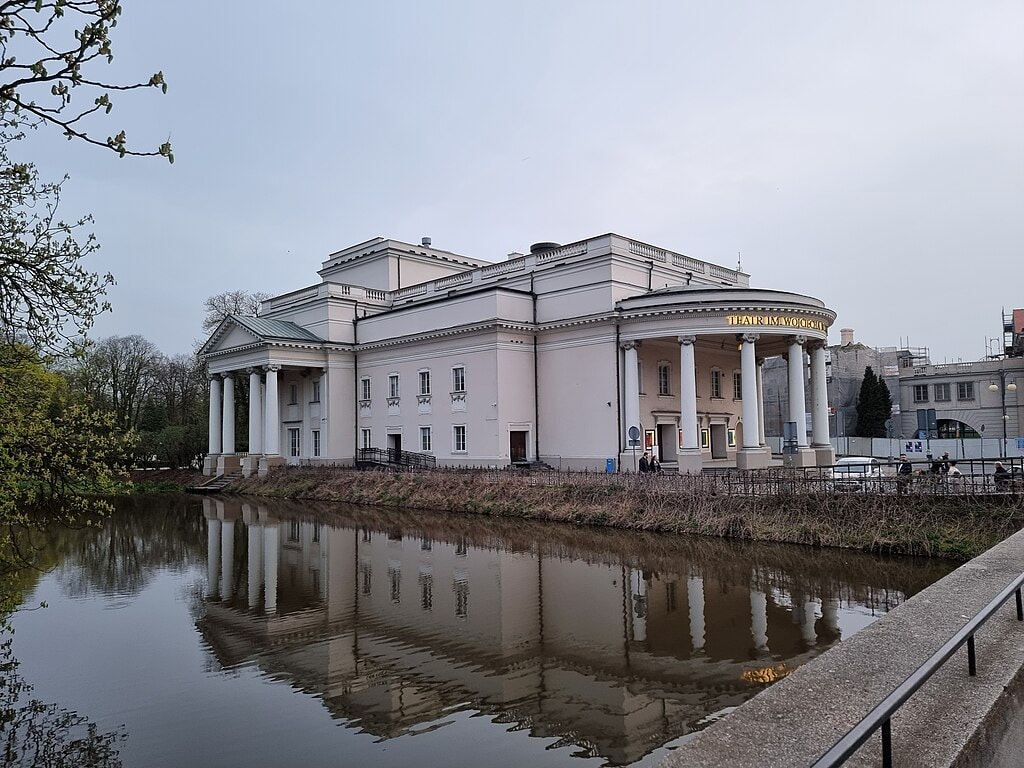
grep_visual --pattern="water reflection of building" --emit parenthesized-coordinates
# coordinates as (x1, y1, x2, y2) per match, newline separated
(200, 499, 900, 766)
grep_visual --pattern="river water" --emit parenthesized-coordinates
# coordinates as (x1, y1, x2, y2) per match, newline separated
(5, 495, 955, 768)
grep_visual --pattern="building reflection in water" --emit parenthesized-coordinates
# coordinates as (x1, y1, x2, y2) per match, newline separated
(200, 498, 943, 766)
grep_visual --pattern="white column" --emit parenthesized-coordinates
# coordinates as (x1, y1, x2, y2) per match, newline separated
(787, 337, 808, 447)
(220, 517, 235, 598)
(208, 376, 222, 455)
(678, 336, 699, 450)
(801, 598, 818, 646)
(623, 342, 641, 445)
(264, 365, 280, 455)
(822, 597, 840, 636)
(750, 588, 768, 653)
(248, 369, 263, 454)
(811, 343, 831, 447)
(247, 518, 264, 610)
(630, 569, 647, 643)
(756, 358, 767, 447)
(741, 334, 760, 449)
(264, 522, 279, 614)
(687, 574, 706, 652)
(221, 373, 235, 455)
(320, 367, 329, 459)
(206, 515, 221, 598)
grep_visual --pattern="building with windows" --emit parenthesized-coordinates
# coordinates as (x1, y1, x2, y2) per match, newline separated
(200, 234, 837, 475)
(895, 310, 1022, 453)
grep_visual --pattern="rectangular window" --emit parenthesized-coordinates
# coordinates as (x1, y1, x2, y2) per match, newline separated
(288, 428, 300, 457)
(289, 383, 298, 405)
(311, 379, 321, 403)
(452, 366, 466, 393)
(389, 374, 400, 399)
(388, 564, 401, 604)
(288, 520, 300, 542)
(658, 362, 671, 396)
(934, 383, 951, 402)
(419, 370, 431, 396)
(360, 560, 371, 595)
(733, 371, 743, 400)
(360, 377, 371, 401)
(361, 428, 372, 449)
(637, 361, 645, 395)
(913, 384, 929, 403)
(710, 369, 722, 399)
(312, 429, 321, 457)
(453, 425, 466, 453)
(453, 574, 469, 619)
(420, 426, 432, 452)
(419, 572, 433, 611)
(957, 381, 974, 401)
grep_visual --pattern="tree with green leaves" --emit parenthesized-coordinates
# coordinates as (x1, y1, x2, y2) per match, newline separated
(0, 119, 112, 355)
(854, 365, 893, 437)
(0, 1, 170, 634)
(0, 346, 135, 570)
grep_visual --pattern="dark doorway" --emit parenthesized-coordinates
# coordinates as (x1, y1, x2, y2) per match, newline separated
(656, 424, 674, 462)
(510, 431, 528, 463)
(710, 424, 728, 459)
(388, 433, 402, 463)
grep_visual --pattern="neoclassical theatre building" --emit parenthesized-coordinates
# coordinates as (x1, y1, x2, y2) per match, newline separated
(200, 233, 837, 476)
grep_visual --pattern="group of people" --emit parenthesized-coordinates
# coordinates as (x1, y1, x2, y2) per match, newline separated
(638, 452, 661, 473)
(896, 451, 1017, 491)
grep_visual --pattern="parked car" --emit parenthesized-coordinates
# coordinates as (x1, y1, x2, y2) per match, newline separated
(829, 456, 882, 492)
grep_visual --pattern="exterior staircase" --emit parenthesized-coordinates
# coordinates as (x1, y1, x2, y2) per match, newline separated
(187, 469, 243, 494)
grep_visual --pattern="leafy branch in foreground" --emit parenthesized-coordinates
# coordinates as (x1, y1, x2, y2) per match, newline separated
(0, 122, 113, 355)
(0, 0, 171, 160)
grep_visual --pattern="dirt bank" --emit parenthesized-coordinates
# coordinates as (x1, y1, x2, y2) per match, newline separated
(222, 466, 1024, 560)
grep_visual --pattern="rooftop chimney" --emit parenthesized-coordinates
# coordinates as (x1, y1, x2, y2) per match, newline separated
(840, 328, 855, 345)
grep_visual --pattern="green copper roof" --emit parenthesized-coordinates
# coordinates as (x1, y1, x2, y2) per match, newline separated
(231, 315, 324, 342)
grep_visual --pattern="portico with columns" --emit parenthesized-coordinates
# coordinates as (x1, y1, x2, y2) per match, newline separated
(200, 315, 347, 477)
(615, 287, 836, 473)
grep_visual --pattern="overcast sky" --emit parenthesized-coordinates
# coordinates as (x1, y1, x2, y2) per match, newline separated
(28, 1, 1024, 362)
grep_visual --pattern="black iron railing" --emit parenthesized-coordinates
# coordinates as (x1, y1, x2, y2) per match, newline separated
(356, 447, 437, 470)
(812, 571, 1024, 767)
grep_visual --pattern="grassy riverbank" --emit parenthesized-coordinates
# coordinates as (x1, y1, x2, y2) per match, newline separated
(221, 467, 1024, 561)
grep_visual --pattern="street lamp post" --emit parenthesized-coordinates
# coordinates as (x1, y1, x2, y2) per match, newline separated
(988, 370, 1017, 458)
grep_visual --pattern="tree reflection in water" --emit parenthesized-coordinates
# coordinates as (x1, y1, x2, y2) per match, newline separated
(0, 641, 125, 767)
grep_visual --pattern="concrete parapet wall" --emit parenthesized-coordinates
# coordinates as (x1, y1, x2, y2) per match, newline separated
(658, 528, 1024, 768)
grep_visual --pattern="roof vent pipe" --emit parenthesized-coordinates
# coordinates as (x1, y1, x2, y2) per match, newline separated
(421, 237, 432, 247)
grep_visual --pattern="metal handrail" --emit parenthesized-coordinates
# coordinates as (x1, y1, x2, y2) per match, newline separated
(812, 571, 1024, 767)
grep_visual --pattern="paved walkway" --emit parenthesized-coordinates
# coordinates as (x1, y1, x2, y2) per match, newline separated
(658, 527, 1024, 767)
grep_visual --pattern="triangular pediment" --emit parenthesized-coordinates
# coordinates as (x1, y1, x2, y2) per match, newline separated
(199, 315, 326, 357)
(199, 316, 263, 356)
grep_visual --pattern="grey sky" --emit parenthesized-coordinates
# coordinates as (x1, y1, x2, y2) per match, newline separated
(30, 1, 1023, 361)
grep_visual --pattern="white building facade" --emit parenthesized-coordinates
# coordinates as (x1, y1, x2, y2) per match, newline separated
(200, 234, 837, 475)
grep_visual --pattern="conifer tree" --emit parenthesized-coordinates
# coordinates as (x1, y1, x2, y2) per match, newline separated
(855, 366, 893, 437)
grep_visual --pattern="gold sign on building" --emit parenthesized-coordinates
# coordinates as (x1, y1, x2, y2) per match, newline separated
(726, 314, 828, 332)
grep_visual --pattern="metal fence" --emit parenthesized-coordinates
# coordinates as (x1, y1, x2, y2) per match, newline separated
(339, 458, 1024, 498)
